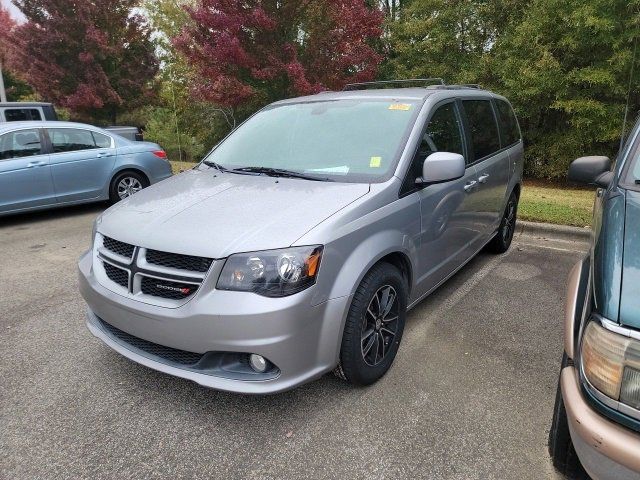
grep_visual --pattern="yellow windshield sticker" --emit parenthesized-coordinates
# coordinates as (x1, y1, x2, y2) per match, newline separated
(389, 103, 411, 111)
(370, 156, 382, 168)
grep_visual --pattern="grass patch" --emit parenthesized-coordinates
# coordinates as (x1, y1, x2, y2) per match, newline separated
(168, 163, 594, 227)
(520, 181, 595, 227)
(170, 160, 198, 174)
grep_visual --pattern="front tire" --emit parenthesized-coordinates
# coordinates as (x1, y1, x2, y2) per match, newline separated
(487, 190, 518, 254)
(548, 354, 589, 479)
(109, 171, 148, 204)
(335, 262, 407, 386)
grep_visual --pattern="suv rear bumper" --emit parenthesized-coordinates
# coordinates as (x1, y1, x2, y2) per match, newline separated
(561, 366, 640, 480)
(79, 250, 351, 394)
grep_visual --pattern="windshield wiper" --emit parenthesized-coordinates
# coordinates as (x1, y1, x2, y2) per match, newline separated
(232, 166, 333, 182)
(202, 160, 229, 173)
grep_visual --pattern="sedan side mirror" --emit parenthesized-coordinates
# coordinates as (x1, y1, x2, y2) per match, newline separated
(568, 156, 613, 188)
(416, 152, 465, 187)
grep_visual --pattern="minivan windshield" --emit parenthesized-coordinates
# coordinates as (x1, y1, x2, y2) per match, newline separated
(202, 99, 420, 183)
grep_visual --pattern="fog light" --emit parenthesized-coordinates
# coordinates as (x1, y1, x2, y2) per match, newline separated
(249, 354, 268, 373)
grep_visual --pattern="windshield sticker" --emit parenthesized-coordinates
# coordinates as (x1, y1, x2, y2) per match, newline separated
(370, 156, 382, 168)
(306, 166, 350, 174)
(388, 103, 411, 111)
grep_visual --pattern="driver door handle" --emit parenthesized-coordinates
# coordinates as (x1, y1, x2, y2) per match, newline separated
(463, 180, 477, 193)
(478, 173, 490, 184)
(27, 160, 47, 168)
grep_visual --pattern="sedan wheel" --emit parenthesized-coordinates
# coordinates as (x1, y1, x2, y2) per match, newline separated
(117, 176, 143, 199)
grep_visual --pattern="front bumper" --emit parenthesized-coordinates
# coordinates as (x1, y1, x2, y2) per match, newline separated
(561, 366, 640, 480)
(78, 250, 351, 394)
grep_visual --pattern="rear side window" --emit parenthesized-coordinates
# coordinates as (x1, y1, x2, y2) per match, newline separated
(3, 108, 42, 121)
(92, 132, 112, 148)
(0, 129, 42, 159)
(495, 100, 520, 147)
(48, 128, 97, 153)
(462, 100, 500, 160)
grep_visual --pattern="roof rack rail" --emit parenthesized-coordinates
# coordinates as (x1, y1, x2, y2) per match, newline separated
(432, 84, 482, 90)
(343, 78, 445, 91)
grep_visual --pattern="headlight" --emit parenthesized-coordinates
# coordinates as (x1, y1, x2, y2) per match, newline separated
(216, 246, 323, 297)
(581, 319, 640, 409)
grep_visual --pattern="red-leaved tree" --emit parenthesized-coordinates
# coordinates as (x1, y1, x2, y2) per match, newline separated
(0, 7, 16, 73)
(174, 0, 384, 114)
(8, 0, 158, 123)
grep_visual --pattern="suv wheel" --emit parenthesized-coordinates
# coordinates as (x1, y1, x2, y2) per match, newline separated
(548, 354, 589, 479)
(487, 190, 518, 253)
(335, 262, 407, 385)
(109, 171, 148, 204)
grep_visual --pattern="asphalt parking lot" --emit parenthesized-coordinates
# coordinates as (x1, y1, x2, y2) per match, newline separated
(1, 204, 589, 480)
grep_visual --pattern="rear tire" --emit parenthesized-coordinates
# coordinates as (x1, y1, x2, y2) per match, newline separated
(487, 190, 518, 254)
(109, 170, 148, 204)
(548, 353, 590, 479)
(335, 262, 407, 386)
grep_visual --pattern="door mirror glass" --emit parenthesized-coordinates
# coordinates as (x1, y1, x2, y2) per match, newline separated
(568, 156, 612, 188)
(418, 152, 465, 185)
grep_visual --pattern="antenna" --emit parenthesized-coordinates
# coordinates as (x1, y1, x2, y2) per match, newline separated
(620, 38, 638, 152)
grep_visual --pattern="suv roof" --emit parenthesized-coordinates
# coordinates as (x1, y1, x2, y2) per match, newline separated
(0, 102, 54, 107)
(274, 85, 502, 106)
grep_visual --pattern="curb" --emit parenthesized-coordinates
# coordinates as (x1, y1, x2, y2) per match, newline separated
(517, 220, 591, 242)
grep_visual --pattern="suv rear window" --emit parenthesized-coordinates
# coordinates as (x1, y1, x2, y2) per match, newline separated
(3, 108, 42, 122)
(462, 100, 500, 160)
(495, 100, 521, 147)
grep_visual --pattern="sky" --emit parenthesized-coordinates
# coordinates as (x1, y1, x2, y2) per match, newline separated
(1, 0, 25, 22)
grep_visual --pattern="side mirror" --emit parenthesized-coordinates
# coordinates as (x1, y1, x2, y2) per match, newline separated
(416, 152, 465, 186)
(568, 156, 613, 188)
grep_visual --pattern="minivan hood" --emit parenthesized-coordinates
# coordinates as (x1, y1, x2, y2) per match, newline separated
(620, 190, 640, 329)
(98, 168, 370, 258)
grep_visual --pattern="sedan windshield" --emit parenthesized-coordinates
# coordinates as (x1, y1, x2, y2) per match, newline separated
(202, 99, 420, 183)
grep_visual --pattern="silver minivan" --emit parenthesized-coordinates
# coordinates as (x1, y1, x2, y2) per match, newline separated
(79, 82, 524, 394)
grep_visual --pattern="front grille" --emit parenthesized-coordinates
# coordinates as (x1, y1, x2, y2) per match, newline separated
(146, 249, 213, 273)
(98, 318, 204, 366)
(96, 234, 213, 303)
(141, 277, 197, 300)
(103, 262, 128, 287)
(103, 236, 135, 258)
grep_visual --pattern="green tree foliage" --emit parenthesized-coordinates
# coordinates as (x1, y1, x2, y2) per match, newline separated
(386, 0, 640, 180)
(495, 0, 640, 178)
(141, 0, 231, 162)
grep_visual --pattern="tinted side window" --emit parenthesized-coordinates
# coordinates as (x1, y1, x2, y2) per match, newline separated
(48, 128, 97, 153)
(92, 132, 112, 148)
(4, 108, 42, 121)
(496, 100, 520, 147)
(462, 100, 500, 160)
(0, 129, 43, 159)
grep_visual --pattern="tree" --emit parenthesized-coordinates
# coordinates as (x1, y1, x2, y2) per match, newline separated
(495, 0, 640, 179)
(0, 7, 33, 101)
(9, 0, 159, 123)
(173, 0, 384, 113)
(384, 0, 528, 84)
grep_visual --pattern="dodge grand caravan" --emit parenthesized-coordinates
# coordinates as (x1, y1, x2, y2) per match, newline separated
(79, 81, 524, 394)
(549, 115, 640, 479)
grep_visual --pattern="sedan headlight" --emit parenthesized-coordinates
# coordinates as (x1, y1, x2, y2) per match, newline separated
(581, 319, 640, 409)
(216, 246, 323, 297)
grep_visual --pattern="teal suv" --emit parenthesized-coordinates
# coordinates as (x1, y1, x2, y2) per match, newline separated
(549, 116, 640, 480)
